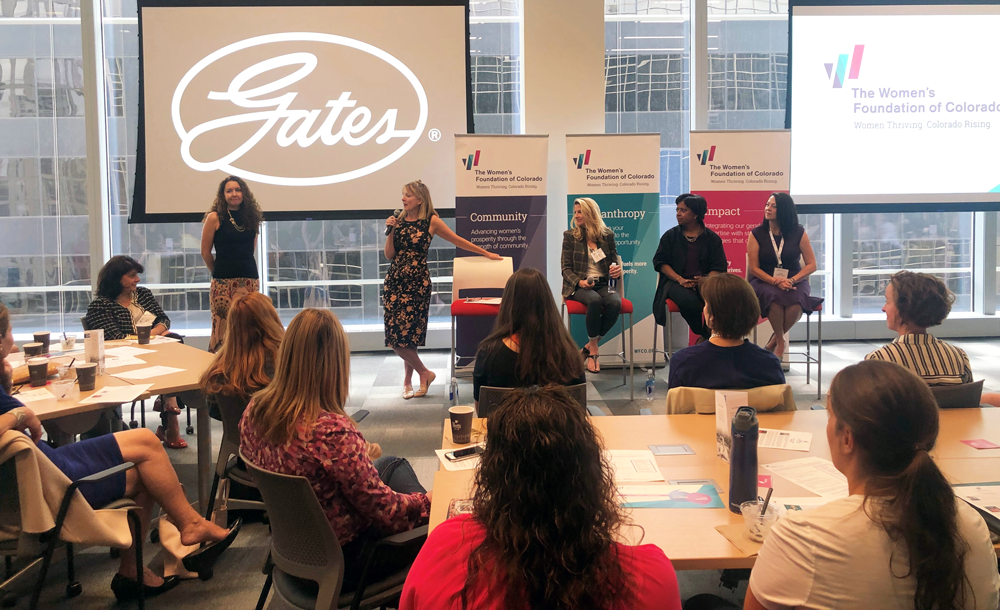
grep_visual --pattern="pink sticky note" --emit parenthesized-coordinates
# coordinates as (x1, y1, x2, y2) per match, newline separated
(758, 475, 772, 488)
(961, 439, 1000, 450)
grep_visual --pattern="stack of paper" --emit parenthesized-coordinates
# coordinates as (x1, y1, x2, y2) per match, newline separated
(763, 456, 849, 501)
(605, 450, 665, 483)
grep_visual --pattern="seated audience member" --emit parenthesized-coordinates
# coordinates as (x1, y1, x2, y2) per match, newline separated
(239, 308, 429, 589)
(86, 255, 185, 448)
(652, 194, 728, 342)
(866, 271, 1000, 407)
(472, 267, 586, 406)
(667, 273, 784, 390)
(199, 292, 284, 413)
(400, 386, 681, 610)
(742, 361, 999, 610)
(0, 304, 237, 602)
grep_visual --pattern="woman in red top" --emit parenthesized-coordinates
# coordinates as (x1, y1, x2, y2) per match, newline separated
(400, 386, 681, 610)
(240, 308, 430, 588)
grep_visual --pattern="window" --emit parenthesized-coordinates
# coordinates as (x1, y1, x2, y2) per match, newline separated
(0, 7, 91, 335)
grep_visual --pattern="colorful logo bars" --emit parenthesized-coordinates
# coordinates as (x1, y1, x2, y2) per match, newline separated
(463, 150, 481, 170)
(696, 146, 716, 165)
(825, 44, 864, 89)
(575, 150, 592, 169)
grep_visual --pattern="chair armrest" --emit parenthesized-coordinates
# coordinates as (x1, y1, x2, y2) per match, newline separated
(353, 409, 370, 424)
(587, 405, 607, 417)
(375, 525, 428, 547)
(50, 462, 138, 542)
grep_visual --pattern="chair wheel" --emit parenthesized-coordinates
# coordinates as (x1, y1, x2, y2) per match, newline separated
(149, 527, 160, 544)
(66, 581, 83, 598)
(129, 421, 138, 429)
(110, 548, 121, 559)
(198, 568, 213, 581)
(186, 425, 194, 435)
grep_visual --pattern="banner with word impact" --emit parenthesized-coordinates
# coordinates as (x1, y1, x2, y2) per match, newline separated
(689, 130, 790, 277)
(566, 133, 660, 365)
(454, 134, 549, 368)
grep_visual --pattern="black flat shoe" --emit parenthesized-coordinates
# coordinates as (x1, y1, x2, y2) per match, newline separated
(110, 573, 180, 602)
(182, 518, 242, 574)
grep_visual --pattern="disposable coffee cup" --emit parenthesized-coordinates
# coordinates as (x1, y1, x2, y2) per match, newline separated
(23, 342, 44, 357)
(136, 324, 152, 345)
(61, 334, 77, 351)
(449, 406, 475, 445)
(33, 331, 50, 354)
(76, 363, 98, 392)
(28, 358, 49, 387)
(740, 500, 779, 542)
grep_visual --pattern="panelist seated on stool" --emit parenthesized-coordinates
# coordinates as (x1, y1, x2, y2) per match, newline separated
(667, 274, 784, 391)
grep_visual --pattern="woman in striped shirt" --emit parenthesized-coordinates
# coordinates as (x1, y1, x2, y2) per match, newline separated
(865, 271, 999, 406)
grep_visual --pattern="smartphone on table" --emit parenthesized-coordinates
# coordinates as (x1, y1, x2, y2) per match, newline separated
(444, 445, 484, 462)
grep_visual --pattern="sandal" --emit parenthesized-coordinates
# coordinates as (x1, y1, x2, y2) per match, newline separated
(402, 385, 415, 400)
(413, 372, 437, 398)
(587, 354, 600, 373)
(764, 333, 778, 353)
(156, 426, 189, 449)
(153, 397, 182, 415)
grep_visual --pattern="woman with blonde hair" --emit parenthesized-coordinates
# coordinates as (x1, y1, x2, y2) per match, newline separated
(384, 180, 500, 399)
(240, 308, 430, 589)
(200, 292, 284, 401)
(201, 175, 264, 352)
(561, 197, 624, 372)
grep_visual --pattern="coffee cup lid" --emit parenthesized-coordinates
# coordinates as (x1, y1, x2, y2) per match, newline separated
(77, 362, 97, 368)
(24, 342, 42, 347)
(449, 406, 475, 414)
(28, 357, 48, 364)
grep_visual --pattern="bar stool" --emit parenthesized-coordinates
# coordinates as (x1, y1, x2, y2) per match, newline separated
(752, 301, 823, 399)
(650, 298, 681, 369)
(449, 257, 513, 378)
(561, 276, 635, 400)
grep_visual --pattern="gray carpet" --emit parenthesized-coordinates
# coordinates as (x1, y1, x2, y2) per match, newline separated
(6, 339, 999, 609)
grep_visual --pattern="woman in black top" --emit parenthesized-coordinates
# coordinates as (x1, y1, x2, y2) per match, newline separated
(472, 268, 586, 406)
(746, 193, 819, 359)
(200, 175, 263, 353)
(651, 194, 728, 342)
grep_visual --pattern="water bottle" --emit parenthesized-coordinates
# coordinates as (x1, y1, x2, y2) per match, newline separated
(609, 262, 618, 292)
(449, 377, 459, 406)
(728, 406, 760, 514)
(645, 369, 655, 401)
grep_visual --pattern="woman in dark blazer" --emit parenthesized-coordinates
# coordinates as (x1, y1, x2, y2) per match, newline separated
(561, 197, 623, 373)
(86, 256, 186, 448)
(652, 194, 728, 342)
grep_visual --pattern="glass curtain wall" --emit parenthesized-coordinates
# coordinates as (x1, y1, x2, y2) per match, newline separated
(102, 0, 521, 332)
(1, 1, 90, 334)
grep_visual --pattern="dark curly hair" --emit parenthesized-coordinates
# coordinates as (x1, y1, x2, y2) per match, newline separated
(460, 386, 634, 610)
(206, 175, 263, 234)
(890, 271, 954, 329)
(96, 255, 144, 300)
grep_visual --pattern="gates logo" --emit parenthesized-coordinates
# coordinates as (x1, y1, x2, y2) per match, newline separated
(171, 32, 428, 186)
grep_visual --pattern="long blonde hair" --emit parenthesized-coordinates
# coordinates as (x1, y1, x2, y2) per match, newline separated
(200, 292, 284, 397)
(0, 303, 11, 394)
(571, 197, 609, 243)
(245, 309, 351, 446)
(404, 180, 438, 221)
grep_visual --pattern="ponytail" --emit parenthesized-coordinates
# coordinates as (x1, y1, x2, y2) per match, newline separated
(830, 361, 973, 610)
(866, 449, 970, 610)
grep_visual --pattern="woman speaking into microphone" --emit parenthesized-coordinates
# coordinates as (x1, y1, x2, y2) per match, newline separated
(384, 180, 501, 399)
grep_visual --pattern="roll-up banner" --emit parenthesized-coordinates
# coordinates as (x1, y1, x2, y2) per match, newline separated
(689, 130, 791, 352)
(565, 134, 661, 365)
(454, 134, 549, 368)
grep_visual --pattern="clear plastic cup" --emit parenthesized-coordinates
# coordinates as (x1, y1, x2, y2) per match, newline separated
(50, 379, 77, 401)
(741, 500, 780, 542)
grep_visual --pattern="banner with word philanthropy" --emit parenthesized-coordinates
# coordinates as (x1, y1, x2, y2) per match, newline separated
(454, 135, 549, 368)
(566, 134, 660, 366)
(689, 130, 790, 278)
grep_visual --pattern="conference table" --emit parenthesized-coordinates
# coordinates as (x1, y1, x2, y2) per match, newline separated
(14, 340, 217, 509)
(431, 409, 1000, 570)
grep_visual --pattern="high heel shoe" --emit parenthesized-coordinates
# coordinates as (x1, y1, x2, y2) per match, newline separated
(412, 372, 437, 398)
(110, 573, 180, 602)
(156, 426, 188, 449)
(182, 519, 242, 574)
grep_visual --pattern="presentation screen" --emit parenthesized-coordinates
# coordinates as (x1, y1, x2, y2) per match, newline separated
(131, 0, 471, 222)
(788, 2, 1000, 212)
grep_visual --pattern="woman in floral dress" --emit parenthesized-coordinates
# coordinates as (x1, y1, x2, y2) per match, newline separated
(384, 180, 501, 399)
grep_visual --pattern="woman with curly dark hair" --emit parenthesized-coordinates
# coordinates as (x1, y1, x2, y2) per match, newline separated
(200, 175, 264, 352)
(400, 386, 681, 610)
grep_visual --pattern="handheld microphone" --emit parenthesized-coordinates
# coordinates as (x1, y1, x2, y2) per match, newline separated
(385, 209, 402, 236)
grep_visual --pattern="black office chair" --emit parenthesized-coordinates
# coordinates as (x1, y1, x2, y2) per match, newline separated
(477, 383, 601, 419)
(930, 380, 990, 408)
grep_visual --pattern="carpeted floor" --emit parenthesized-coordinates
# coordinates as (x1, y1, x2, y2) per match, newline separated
(6, 339, 999, 609)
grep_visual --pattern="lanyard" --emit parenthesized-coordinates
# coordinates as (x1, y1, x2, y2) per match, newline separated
(769, 230, 784, 269)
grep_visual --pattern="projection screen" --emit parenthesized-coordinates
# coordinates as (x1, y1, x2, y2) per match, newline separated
(131, 1, 471, 222)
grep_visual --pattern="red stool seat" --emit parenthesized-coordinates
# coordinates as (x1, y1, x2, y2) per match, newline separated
(451, 300, 502, 316)
(666, 298, 680, 313)
(565, 298, 633, 315)
(620, 298, 633, 314)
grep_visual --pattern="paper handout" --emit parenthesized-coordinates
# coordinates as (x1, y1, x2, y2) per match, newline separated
(605, 450, 665, 483)
(762, 457, 849, 499)
(78, 383, 154, 406)
(115, 366, 185, 380)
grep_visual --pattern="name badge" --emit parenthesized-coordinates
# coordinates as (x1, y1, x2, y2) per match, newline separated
(773, 268, 789, 280)
(589, 248, 606, 263)
(137, 311, 157, 326)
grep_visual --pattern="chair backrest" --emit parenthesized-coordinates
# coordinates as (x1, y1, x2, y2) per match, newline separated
(210, 392, 251, 450)
(929, 380, 985, 409)
(665, 384, 796, 415)
(478, 384, 588, 418)
(241, 451, 346, 601)
(452, 256, 513, 302)
(79, 316, 91, 331)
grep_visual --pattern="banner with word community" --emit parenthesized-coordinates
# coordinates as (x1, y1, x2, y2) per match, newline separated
(454, 134, 549, 368)
(689, 130, 790, 278)
(566, 133, 660, 366)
